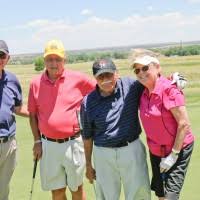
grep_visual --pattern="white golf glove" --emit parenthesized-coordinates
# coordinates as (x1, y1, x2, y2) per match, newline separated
(171, 72, 187, 90)
(160, 152, 178, 173)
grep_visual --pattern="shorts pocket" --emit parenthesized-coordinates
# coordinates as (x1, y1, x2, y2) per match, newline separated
(72, 142, 84, 167)
(11, 138, 17, 151)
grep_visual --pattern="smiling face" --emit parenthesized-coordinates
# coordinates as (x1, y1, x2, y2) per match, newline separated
(44, 54, 65, 81)
(133, 62, 161, 89)
(96, 72, 119, 96)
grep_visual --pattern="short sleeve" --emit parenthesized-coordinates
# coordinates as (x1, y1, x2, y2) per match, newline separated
(12, 76, 22, 107)
(163, 86, 185, 110)
(80, 97, 94, 139)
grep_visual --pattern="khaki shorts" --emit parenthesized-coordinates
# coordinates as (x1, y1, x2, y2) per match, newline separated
(40, 136, 85, 191)
(0, 137, 17, 200)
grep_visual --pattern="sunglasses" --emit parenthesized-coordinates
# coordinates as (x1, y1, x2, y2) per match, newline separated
(0, 52, 7, 60)
(134, 65, 149, 74)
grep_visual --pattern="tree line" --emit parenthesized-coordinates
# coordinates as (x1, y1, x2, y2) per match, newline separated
(8, 44, 200, 71)
(154, 45, 200, 57)
(35, 51, 128, 71)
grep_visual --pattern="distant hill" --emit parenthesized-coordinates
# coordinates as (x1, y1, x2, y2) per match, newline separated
(9, 40, 200, 65)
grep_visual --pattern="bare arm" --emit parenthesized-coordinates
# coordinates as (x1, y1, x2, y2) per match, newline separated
(14, 105, 29, 117)
(29, 112, 42, 160)
(84, 138, 93, 166)
(83, 138, 96, 183)
(170, 105, 190, 152)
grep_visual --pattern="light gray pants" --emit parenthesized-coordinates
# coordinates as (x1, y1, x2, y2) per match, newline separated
(93, 138, 151, 200)
(0, 137, 17, 200)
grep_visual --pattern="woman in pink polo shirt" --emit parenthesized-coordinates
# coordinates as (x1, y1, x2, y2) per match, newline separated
(131, 54, 194, 200)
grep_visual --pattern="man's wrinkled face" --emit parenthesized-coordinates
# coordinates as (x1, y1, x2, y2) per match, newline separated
(44, 54, 65, 78)
(96, 72, 118, 96)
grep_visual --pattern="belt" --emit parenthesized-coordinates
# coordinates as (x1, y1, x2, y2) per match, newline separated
(111, 136, 139, 148)
(0, 135, 15, 144)
(41, 132, 80, 143)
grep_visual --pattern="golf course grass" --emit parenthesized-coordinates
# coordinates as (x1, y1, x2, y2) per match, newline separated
(7, 55, 200, 199)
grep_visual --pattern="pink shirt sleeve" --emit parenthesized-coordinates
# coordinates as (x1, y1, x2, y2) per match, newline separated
(28, 83, 37, 113)
(163, 86, 185, 110)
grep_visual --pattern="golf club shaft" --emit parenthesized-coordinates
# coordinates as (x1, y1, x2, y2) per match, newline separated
(33, 159, 38, 178)
(29, 159, 38, 200)
(29, 180, 35, 200)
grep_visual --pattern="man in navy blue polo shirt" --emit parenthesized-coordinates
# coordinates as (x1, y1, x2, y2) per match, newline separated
(80, 58, 151, 200)
(0, 40, 29, 200)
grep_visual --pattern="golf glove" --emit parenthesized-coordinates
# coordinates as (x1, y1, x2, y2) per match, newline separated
(160, 152, 178, 172)
(171, 72, 187, 90)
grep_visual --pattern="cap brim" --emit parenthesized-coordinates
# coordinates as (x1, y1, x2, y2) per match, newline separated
(133, 56, 159, 67)
(44, 51, 65, 58)
(133, 59, 150, 66)
(0, 49, 9, 54)
(94, 69, 116, 77)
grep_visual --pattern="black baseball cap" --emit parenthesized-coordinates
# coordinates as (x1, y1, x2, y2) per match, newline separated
(0, 40, 9, 54)
(92, 58, 116, 77)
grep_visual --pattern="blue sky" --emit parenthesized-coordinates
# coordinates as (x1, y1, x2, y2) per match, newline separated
(1, 0, 200, 54)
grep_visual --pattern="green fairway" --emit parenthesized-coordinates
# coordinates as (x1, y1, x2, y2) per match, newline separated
(7, 56, 200, 199)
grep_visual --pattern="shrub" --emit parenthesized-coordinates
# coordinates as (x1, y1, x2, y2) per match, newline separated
(34, 57, 44, 71)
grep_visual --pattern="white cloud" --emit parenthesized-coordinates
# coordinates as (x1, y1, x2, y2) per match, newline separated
(81, 9, 93, 16)
(4, 12, 200, 54)
(186, 0, 200, 3)
(27, 19, 50, 27)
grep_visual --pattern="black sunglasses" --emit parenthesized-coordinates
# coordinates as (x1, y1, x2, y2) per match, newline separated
(134, 65, 149, 74)
(0, 52, 7, 59)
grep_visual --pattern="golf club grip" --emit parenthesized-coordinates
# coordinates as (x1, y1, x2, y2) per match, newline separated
(33, 159, 38, 178)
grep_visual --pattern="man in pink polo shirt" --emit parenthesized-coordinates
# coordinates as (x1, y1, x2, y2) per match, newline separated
(130, 52, 194, 200)
(28, 40, 95, 200)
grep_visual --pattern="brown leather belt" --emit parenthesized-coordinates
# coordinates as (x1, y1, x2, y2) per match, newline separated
(41, 132, 80, 143)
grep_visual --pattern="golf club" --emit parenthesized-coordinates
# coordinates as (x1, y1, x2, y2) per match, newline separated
(29, 158, 38, 200)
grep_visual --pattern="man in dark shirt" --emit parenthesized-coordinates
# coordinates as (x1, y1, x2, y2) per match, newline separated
(0, 40, 29, 200)
(81, 58, 151, 200)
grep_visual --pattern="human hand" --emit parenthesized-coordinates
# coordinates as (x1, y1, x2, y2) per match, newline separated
(160, 152, 178, 173)
(171, 72, 187, 90)
(33, 142, 42, 160)
(86, 164, 96, 183)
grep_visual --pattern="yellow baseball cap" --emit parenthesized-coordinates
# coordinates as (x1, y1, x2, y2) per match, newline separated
(44, 40, 65, 58)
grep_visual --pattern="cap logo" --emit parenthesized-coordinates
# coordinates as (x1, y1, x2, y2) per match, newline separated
(99, 61, 107, 69)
